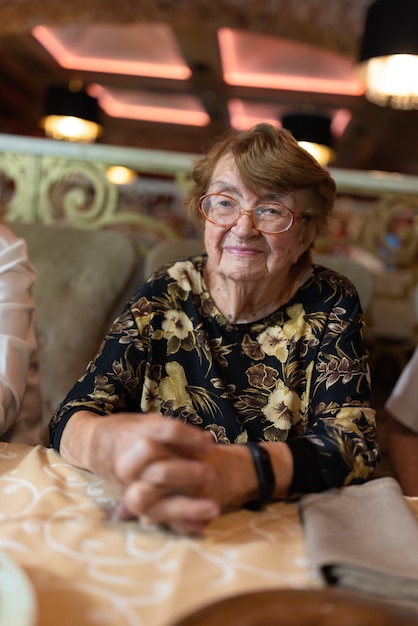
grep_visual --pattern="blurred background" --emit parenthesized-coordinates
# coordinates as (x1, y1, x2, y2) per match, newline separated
(1, 0, 418, 175)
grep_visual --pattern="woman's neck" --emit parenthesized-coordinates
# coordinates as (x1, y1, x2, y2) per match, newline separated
(205, 259, 313, 324)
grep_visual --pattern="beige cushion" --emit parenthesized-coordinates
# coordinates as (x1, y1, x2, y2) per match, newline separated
(9, 222, 139, 429)
(143, 238, 205, 278)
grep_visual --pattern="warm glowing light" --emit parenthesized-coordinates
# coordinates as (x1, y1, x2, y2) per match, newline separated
(218, 28, 365, 96)
(357, 54, 418, 109)
(298, 141, 335, 167)
(32, 24, 192, 80)
(90, 84, 210, 126)
(106, 166, 138, 185)
(227, 99, 281, 129)
(40, 115, 102, 142)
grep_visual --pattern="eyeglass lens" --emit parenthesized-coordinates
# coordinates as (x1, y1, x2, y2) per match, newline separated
(200, 194, 294, 233)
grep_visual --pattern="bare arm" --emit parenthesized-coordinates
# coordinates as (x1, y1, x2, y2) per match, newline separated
(387, 416, 418, 496)
(60, 409, 294, 534)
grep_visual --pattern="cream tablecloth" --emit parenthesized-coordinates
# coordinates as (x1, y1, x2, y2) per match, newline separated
(0, 443, 322, 626)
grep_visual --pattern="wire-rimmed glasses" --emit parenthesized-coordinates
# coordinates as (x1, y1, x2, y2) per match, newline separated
(199, 193, 303, 234)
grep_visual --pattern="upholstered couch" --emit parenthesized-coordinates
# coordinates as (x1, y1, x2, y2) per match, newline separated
(9, 221, 143, 434)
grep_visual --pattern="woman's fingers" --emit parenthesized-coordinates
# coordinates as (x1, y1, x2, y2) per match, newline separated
(140, 494, 220, 530)
(140, 457, 215, 491)
(124, 414, 213, 454)
(115, 489, 219, 535)
(108, 415, 214, 486)
(120, 457, 215, 512)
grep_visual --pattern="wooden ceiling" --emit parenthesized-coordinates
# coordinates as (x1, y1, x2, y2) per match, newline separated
(1, 0, 418, 176)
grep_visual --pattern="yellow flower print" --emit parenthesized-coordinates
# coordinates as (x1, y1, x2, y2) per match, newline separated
(257, 326, 288, 362)
(333, 406, 377, 437)
(158, 361, 194, 411)
(162, 309, 193, 339)
(140, 377, 162, 412)
(262, 379, 301, 430)
(160, 309, 195, 354)
(168, 260, 203, 294)
(282, 303, 309, 341)
(131, 296, 154, 333)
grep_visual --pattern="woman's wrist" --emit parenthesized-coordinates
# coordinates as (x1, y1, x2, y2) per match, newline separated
(60, 410, 102, 472)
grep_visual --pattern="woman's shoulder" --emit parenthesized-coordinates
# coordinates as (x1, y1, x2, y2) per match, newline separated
(149, 254, 207, 283)
(129, 254, 207, 303)
(312, 258, 373, 310)
(312, 262, 356, 285)
(301, 263, 363, 311)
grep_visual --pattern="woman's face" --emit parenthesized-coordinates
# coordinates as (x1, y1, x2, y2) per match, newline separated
(203, 153, 317, 285)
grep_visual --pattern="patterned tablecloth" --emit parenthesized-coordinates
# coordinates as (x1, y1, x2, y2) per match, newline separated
(1, 443, 417, 626)
(0, 443, 323, 626)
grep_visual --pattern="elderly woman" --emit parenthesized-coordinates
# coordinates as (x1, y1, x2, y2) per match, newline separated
(49, 123, 378, 535)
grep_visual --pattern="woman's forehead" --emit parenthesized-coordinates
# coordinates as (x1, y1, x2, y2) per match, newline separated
(211, 152, 236, 177)
(209, 155, 299, 205)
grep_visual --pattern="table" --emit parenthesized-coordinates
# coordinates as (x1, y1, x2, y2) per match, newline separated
(0, 443, 417, 626)
(0, 442, 320, 626)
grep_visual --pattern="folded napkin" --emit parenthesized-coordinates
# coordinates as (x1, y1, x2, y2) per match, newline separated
(300, 477, 418, 613)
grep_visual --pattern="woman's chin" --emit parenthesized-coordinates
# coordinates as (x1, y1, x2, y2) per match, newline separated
(219, 260, 265, 283)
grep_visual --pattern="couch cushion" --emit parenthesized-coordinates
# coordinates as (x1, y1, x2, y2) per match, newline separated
(9, 222, 139, 428)
(143, 238, 205, 278)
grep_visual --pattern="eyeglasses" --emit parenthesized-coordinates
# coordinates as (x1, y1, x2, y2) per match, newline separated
(199, 194, 304, 234)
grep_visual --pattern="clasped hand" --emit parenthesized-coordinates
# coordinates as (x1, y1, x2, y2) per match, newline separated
(79, 412, 255, 535)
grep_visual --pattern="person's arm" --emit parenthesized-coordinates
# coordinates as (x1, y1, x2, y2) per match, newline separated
(387, 416, 418, 496)
(384, 346, 418, 496)
(0, 224, 38, 439)
(58, 406, 294, 535)
(281, 279, 379, 495)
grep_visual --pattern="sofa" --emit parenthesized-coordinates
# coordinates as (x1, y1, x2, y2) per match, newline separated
(9, 221, 144, 433)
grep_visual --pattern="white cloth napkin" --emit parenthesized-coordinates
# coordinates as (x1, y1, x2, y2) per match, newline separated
(300, 477, 418, 613)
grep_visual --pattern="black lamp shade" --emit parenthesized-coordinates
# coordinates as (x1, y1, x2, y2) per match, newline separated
(282, 113, 333, 148)
(359, 0, 418, 62)
(44, 85, 101, 125)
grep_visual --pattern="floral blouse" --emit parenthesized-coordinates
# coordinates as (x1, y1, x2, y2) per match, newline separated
(49, 255, 379, 494)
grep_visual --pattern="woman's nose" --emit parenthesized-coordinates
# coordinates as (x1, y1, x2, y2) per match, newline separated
(233, 210, 258, 234)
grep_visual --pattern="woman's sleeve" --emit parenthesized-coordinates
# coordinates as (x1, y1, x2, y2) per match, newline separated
(0, 225, 39, 439)
(288, 290, 379, 494)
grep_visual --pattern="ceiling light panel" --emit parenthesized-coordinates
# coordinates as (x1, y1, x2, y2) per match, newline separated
(218, 28, 365, 96)
(90, 84, 210, 126)
(228, 99, 281, 129)
(32, 23, 192, 80)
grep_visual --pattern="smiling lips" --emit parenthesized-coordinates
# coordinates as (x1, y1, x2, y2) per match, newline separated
(224, 245, 263, 257)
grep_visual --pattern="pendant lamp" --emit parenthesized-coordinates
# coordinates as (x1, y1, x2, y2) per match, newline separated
(356, 0, 418, 109)
(40, 82, 103, 143)
(281, 113, 335, 167)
